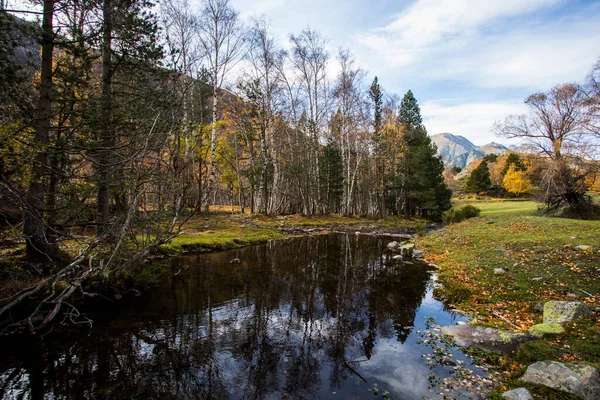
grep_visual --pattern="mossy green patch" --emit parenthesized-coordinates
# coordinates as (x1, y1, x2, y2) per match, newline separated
(158, 228, 285, 254)
(528, 323, 565, 337)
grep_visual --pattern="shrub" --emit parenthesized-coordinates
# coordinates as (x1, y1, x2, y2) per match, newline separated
(461, 204, 481, 219)
(443, 205, 481, 224)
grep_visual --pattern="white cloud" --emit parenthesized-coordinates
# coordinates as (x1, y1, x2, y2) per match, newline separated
(356, 0, 561, 68)
(422, 100, 527, 145)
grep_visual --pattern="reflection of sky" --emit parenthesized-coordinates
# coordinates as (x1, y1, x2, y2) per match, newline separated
(0, 235, 488, 399)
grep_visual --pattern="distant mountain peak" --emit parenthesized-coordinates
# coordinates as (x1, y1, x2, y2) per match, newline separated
(431, 133, 507, 168)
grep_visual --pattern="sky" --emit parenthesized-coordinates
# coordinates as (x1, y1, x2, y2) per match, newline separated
(229, 0, 600, 145)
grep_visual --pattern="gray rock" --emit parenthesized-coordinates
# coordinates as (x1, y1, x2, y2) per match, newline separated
(387, 241, 399, 251)
(531, 277, 544, 281)
(543, 301, 591, 325)
(441, 356, 457, 366)
(440, 325, 532, 354)
(520, 361, 600, 400)
(501, 387, 533, 400)
(534, 302, 544, 314)
(413, 249, 425, 259)
(494, 268, 508, 275)
(576, 245, 593, 251)
(392, 255, 402, 261)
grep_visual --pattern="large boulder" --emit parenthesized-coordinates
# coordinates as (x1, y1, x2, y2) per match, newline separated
(440, 325, 532, 354)
(501, 387, 533, 400)
(520, 361, 600, 400)
(543, 301, 591, 325)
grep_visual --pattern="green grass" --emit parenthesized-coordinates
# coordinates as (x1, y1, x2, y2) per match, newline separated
(453, 198, 539, 217)
(417, 199, 600, 398)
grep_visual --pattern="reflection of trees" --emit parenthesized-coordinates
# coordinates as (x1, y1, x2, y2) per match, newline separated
(0, 234, 430, 399)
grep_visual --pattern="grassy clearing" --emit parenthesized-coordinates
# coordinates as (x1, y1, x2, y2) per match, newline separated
(453, 197, 539, 217)
(417, 199, 600, 397)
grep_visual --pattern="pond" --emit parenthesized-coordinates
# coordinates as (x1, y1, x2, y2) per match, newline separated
(0, 234, 497, 399)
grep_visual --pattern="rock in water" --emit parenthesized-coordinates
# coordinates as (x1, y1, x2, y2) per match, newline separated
(440, 325, 532, 354)
(520, 361, 600, 400)
(543, 301, 591, 324)
(501, 387, 533, 400)
(387, 241, 399, 251)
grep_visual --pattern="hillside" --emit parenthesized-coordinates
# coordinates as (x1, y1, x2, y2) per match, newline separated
(431, 133, 508, 168)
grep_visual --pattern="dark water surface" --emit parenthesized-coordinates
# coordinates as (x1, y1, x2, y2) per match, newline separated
(0, 234, 490, 399)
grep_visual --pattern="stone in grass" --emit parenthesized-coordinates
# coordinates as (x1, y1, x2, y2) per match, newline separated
(494, 268, 508, 275)
(575, 245, 593, 251)
(440, 325, 532, 354)
(520, 361, 600, 400)
(543, 301, 591, 325)
(528, 323, 565, 337)
(501, 387, 533, 400)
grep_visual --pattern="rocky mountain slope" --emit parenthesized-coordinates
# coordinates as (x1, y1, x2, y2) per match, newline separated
(431, 133, 508, 168)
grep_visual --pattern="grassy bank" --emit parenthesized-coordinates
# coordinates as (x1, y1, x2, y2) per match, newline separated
(417, 200, 600, 397)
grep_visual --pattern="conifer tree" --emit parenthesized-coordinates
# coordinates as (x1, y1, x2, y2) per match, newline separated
(397, 90, 451, 219)
(465, 160, 492, 193)
(369, 77, 386, 218)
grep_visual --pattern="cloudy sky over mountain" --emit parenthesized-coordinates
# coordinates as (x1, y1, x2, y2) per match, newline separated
(231, 0, 600, 145)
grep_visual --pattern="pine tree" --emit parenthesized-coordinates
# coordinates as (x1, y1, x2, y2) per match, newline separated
(501, 153, 526, 176)
(465, 160, 492, 193)
(397, 90, 451, 220)
(369, 77, 386, 218)
(320, 142, 344, 213)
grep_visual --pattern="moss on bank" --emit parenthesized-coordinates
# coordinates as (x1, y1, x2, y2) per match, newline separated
(158, 227, 286, 254)
(417, 209, 600, 397)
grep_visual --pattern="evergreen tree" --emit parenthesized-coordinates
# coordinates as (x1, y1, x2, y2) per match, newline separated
(320, 142, 344, 213)
(369, 77, 386, 218)
(501, 153, 526, 176)
(397, 90, 451, 220)
(465, 160, 492, 193)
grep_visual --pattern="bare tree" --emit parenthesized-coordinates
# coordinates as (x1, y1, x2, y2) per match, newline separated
(584, 58, 600, 139)
(197, 0, 245, 213)
(495, 84, 596, 215)
(495, 84, 588, 160)
(241, 18, 285, 215)
(333, 49, 366, 215)
(289, 28, 330, 214)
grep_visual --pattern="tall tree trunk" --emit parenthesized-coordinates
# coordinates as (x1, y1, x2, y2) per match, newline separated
(97, 0, 113, 232)
(24, 0, 55, 260)
(205, 85, 218, 214)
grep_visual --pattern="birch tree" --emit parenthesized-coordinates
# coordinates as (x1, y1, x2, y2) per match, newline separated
(197, 0, 245, 212)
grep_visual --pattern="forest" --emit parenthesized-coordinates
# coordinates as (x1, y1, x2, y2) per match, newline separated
(0, 0, 457, 330)
(1, 0, 599, 333)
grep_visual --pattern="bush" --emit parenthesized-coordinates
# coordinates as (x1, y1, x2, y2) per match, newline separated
(461, 204, 481, 219)
(443, 205, 481, 224)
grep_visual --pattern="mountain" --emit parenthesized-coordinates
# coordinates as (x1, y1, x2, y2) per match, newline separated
(431, 133, 508, 168)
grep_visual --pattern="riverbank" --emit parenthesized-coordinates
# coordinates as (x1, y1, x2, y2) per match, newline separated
(417, 211, 600, 398)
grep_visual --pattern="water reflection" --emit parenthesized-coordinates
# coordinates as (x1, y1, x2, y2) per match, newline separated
(0, 234, 470, 399)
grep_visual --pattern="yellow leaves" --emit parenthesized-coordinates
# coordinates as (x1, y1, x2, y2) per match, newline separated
(502, 165, 532, 196)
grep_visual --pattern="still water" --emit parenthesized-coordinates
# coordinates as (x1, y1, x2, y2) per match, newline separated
(0, 234, 493, 399)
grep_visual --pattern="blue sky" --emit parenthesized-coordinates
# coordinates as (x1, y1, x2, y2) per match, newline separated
(230, 0, 600, 145)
